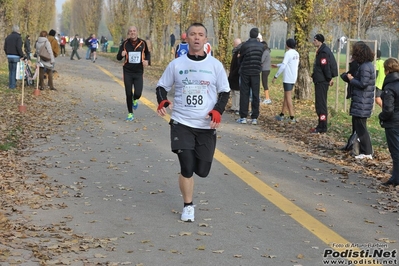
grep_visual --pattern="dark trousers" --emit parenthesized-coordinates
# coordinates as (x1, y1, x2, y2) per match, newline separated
(385, 128, 399, 183)
(352, 116, 372, 155)
(60, 45, 65, 55)
(314, 82, 329, 130)
(239, 74, 260, 119)
(70, 49, 80, 60)
(123, 71, 143, 113)
(39, 67, 54, 89)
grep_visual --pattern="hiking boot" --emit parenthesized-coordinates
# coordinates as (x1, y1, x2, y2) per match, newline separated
(181, 205, 195, 222)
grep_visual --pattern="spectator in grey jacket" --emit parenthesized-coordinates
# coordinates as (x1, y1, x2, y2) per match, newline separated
(261, 41, 272, 104)
(346, 41, 375, 159)
(3, 25, 24, 89)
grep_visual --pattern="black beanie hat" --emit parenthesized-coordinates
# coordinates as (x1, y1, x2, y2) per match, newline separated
(314, 34, 324, 43)
(286, 38, 296, 49)
(250, 28, 259, 38)
(49, 29, 56, 36)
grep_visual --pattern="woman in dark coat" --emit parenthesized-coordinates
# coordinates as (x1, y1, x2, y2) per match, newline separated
(346, 41, 375, 159)
(379, 58, 399, 187)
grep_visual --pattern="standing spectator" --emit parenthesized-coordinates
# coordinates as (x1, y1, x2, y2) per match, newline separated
(48, 29, 60, 58)
(24, 35, 31, 61)
(70, 34, 81, 60)
(236, 27, 264, 125)
(3, 25, 24, 89)
(204, 41, 212, 55)
(100, 36, 108, 52)
(228, 38, 242, 115)
(156, 22, 230, 222)
(261, 41, 272, 104)
(379, 58, 399, 187)
(170, 33, 176, 47)
(79, 37, 83, 49)
(257, 33, 263, 42)
(375, 50, 385, 108)
(272, 38, 300, 123)
(145, 35, 152, 65)
(346, 41, 375, 159)
(310, 34, 338, 133)
(85, 34, 93, 60)
(60, 35, 67, 56)
(36, 30, 56, 91)
(175, 33, 189, 58)
(117, 26, 150, 121)
(340, 57, 360, 152)
(88, 34, 99, 63)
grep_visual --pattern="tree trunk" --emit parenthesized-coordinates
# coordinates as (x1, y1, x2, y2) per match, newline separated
(293, 0, 313, 100)
(295, 60, 312, 100)
(217, 0, 232, 67)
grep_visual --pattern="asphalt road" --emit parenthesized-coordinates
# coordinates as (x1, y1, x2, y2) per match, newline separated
(4, 50, 398, 266)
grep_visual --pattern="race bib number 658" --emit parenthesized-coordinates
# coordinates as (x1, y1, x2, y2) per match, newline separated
(182, 85, 207, 110)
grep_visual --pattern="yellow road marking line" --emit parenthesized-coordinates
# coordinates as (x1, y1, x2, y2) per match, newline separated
(96, 65, 381, 265)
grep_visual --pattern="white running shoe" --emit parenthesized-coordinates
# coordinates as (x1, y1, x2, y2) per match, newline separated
(355, 154, 372, 159)
(262, 99, 272, 105)
(236, 118, 247, 124)
(181, 205, 195, 222)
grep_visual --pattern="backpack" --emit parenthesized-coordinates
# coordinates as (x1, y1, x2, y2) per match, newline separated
(344, 131, 359, 155)
(70, 38, 76, 47)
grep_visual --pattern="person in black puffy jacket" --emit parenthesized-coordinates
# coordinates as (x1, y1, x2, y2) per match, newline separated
(236, 28, 264, 125)
(346, 41, 375, 159)
(379, 58, 399, 187)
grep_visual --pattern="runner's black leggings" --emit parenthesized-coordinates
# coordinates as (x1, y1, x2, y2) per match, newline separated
(123, 71, 143, 113)
(177, 149, 212, 178)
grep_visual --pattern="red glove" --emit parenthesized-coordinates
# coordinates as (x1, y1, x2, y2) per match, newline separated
(208, 110, 221, 123)
(157, 100, 171, 110)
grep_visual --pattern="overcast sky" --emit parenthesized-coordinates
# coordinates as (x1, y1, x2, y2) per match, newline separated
(56, 0, 66, 13)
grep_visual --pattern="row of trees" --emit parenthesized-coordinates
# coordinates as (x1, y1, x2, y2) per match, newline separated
(0, 0, 56, 49)
(2, 0, 399, 99)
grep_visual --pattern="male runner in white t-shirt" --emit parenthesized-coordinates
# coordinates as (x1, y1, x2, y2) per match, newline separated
(156, 23, 230, 222)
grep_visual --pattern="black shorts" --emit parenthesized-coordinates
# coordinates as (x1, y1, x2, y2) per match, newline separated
(283, 83, 294, 92)
(169, 120, 216, 162)
(375, 87, 382, 98)
(90, 48, 97, 53)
